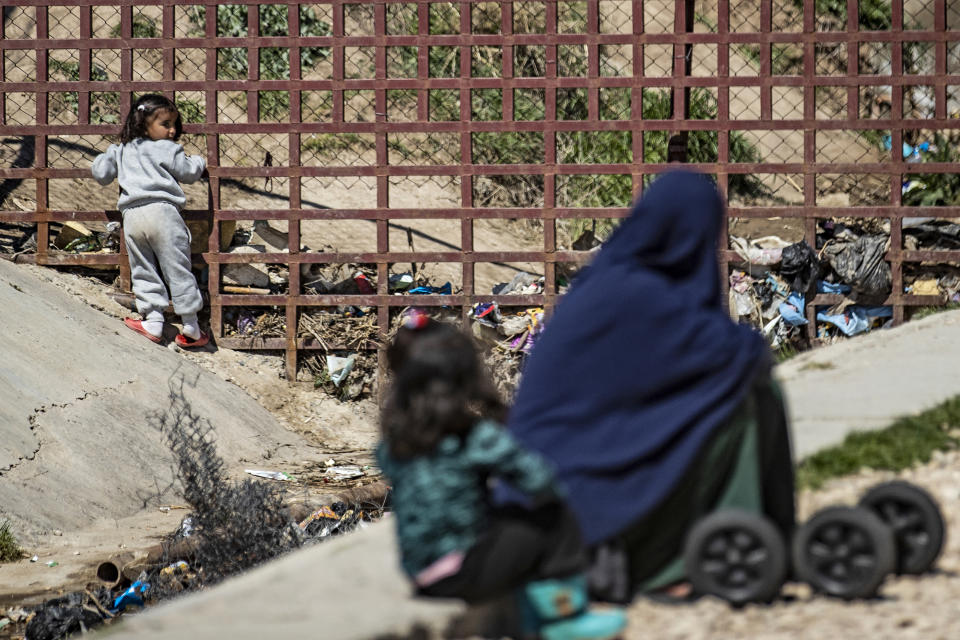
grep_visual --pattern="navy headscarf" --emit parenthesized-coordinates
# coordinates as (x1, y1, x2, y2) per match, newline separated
(506, 170, 768, 546)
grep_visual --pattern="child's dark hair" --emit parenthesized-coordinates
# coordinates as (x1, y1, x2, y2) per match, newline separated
(382, 315, 506, 459)
(120, 94, 182, 143)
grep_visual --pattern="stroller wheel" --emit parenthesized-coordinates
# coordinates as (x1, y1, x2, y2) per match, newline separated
(683, 510, 787, 606)
(859, 481, 945, 575)
(792, 506, 895, 599)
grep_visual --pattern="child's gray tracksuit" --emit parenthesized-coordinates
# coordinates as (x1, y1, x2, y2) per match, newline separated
(91, 138, 206, 319)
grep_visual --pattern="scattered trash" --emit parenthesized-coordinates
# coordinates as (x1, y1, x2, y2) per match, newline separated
(53, 221, 120, 254)
(24, 588, 113, 640)
(298, 505, 339, 530)
(325, 465, 365, 481)
(492, 272, 544, 295)
(326, 355, 356, 387)
(817, 305, 893, 337)
(224, 308, 286, 338)
(160, 560, 189, 577)
(112, 580, 149, 613)
(244, 470, 294, 482)
(882, 134, 932, 162)
(470, 302, 501, 328)
(779, 292, 808, 326)
(236, 312, 256, 335)
(353, 271, 375, 294)
(903, 219, 960, 251)
(465, 275, 549, 397)
(221, 245, 273, 289)
(46, 560, 58, 567)
(30, 554, 38, 562)
(388, 273, 415, 291)
(5, 608, 30, 623)
(298, 501, 373, 539)
(730, 235, 791, 266)
(817, 281, 852, 295)
(407, 282, 452, 295)
(779, 241, 820, 295)
(0, 618, 9, 630)
(820, 224, 891, 297)
(908, 279, 940, 296)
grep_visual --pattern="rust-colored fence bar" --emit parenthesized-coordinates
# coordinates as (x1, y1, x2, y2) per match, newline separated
(2, 1, 960, 381)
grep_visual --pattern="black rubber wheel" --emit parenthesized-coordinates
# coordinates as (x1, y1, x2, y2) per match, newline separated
(792, 506, 896, 599)
(859, 481, 946, 575)
(683, 510, 788, 606)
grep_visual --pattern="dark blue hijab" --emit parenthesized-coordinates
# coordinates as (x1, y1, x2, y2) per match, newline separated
(506, 170, 768, 545)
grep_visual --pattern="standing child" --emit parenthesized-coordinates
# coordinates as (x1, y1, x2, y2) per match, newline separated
(378, 312, 625, 640)
(91, 93, 209, 347)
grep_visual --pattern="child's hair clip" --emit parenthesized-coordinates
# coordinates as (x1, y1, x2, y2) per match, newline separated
(401, 309, 430, 330)
(137, 104, 146, 112)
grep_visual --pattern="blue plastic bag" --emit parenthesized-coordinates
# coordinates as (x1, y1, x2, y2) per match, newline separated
(779, 292, 808, 326)
(816, 306, 892, 337)
(112, 580, 149, 613)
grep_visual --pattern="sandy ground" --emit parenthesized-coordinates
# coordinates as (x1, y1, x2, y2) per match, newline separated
(624, 453, 960, 640)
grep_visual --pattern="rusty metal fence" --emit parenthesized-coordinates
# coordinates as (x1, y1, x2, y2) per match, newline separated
(3, 1, 960, 381)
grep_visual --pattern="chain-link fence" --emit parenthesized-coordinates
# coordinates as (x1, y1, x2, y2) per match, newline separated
(3, 1, 960, 377)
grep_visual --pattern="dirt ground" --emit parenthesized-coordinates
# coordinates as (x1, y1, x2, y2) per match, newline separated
(625, 453, 960, 640)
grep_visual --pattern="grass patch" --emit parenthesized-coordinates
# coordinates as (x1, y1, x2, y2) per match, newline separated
(796, 395, 960, 490)
(0, 520, 22, 562)
(799, 360, 835, 371)
(773, 343, 800, 363)
(911, 302, 960, 321)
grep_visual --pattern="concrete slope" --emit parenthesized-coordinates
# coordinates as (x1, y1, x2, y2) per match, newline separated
(776, 308, 960, 459)
(0, 259, 308, 542)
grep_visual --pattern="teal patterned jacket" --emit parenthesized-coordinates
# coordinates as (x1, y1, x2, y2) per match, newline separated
(377, 420, 558, 577)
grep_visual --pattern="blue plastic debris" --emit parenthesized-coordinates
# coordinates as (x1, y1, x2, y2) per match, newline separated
(779, 292, 808, 326)
(407, 282, 452, 295)
(816, 306, 892, 337)
(882, 134, 930, 161)
(470, 302, 501, 328)
(816, 281, 852, 295)
(112, 580, 149, 613)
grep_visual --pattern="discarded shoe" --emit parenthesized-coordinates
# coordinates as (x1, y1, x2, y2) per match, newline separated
(123, 318, 162, 344)
(175, 330, 210, 348)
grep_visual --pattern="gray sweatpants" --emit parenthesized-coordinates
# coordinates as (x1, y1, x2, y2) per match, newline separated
(122, 202, 203, 319)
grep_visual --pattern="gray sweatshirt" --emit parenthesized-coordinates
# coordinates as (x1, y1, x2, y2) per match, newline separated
(91, 138, 206, 211)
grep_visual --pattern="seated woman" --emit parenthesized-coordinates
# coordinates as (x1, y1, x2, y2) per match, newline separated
(505, 170, 796, 602)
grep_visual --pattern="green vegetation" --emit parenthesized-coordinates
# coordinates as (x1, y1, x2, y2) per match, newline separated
(0, 520, 22, 562)
(47, 58, 118, 123)
(774, 342, 800, 363)
(195, 4, 331, 121)
(303, 133, 374, 155)
(903, 133, 960, 206)
(110, 16, 157, 39)
(176, 98, 204, 124)
(911, 301, 960, 320)
(796, 395, 960, 490)
(799, 0, 891, 30)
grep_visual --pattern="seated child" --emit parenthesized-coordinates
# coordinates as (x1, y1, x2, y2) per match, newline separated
(377, 312, 626, 640)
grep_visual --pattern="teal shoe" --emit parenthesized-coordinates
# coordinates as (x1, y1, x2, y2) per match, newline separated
(539, 609, 627, 640)
(522, 576, 627, 640)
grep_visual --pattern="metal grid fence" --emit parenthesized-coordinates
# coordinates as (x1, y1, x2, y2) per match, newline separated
(3, 0, 960, 381)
